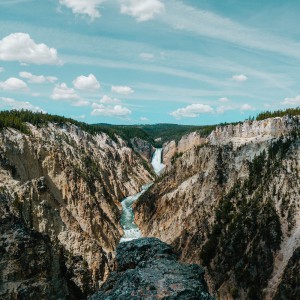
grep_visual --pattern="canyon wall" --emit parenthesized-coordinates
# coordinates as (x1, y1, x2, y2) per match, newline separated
(162, 131, 206, 165)
(0, 123, 154, 299)
(130, 137, 155, 162)
(135, 116, 300, 300)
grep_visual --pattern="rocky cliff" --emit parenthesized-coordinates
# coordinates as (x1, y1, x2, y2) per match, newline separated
(162, 131, 206, 165)
(135, 116, 300, 300)
(0, 122, 154, 299)
(130, 137, 155, 162)
(89, 238, 214, 300)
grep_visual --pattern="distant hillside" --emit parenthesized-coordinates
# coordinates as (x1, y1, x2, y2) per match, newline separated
(0, 110, 154, 145)
(2, 108, 300, 148)
(94, 123, 216, 146)
(2, 110, 214, 147)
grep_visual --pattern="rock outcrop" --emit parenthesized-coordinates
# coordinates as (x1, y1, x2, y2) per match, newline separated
(0, 122, 154, 299)
(209, 116, 299, 148)
(90, 238, 214, 300)
(135, 116, 300, 300)
(162, 132, 206, 164)
(130, 137, 155, 162)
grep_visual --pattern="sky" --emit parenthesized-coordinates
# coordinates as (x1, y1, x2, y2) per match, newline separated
(0, 0, 300, 125)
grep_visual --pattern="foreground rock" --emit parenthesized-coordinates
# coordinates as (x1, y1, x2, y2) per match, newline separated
(90, 238, 214, 300)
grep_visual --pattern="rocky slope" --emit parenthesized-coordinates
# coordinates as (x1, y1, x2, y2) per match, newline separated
(0, 122, 154, 299)
(130, 137, 155, 162)
(162, 131, 206, 165)
(89, 238, 214, 300)
(135, 115, 300, 300)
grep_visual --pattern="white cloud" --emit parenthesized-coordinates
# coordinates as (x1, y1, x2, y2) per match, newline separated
(232, 74, 248, 82)
(51, 83, 80, 100)
(0, 77, 28, 91)
(0, 97, 45, 112)
(0, 33, 61, 65)
(219, 97, 229, 103)
(282, 95, 300, 105)
(47, 76, 58, 83)
(216, 105, 235, 114)
(99, 95, 121, 104)
(73, 74, 100, 90)
(120, 0, 165, 22)
(72, 100, 90, 107)
(170, 103, 213, 119)
(59, 0, 104, 20)
(140, 116, 149, 121)
(19, 71, 58, 84)
(240, 103, 255, 111)
(111, 85, 134, 95)
(139, 52, 155, 61)
(91, 103, 132, 117)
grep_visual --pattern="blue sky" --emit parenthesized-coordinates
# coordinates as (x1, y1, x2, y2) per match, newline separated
(0, 0, 300, 125)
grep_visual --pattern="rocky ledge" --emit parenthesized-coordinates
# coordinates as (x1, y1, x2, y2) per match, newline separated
(90, 238, 214, 300)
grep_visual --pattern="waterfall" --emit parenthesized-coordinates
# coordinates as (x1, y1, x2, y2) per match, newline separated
(119, 148, 165, 243)
(151, 148, 165, 175)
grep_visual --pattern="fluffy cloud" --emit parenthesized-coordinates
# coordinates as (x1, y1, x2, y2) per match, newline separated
(0, 97, 45, 112)
(0, 33, 61, 65)
(140, 116, 149, 121)
(120, 0, 165, 22)
(139, 52, 155, 61)
(59, 0, 104, 20)
(19, 71, 58, 84)
(219, 97, 229, 103)
(216, 105, 235, 114)
(99, 95, 121, 104)
(111, 85, 134, 95)
(72, 100, 90, 107)
(240, 103, 255, 111)
(170, 103, 213, 119)
(232, 74, 248, 82)
(73, 74, 100, 90)
(51, 83, 80, 100)
(91, 103, 132, 117)
(282, 95, 300, 105)
(0, 77, 28, 91)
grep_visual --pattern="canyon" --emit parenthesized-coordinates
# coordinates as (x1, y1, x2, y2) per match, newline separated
(0, 122, 154, 299)
(135, 115, 300, 300)
(0, 112, 299, 299)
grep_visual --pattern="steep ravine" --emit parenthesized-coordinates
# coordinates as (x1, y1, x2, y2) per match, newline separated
(0, 122, 154, 299)
(135, 116, 300, 300)
(119, 148, 164, 242)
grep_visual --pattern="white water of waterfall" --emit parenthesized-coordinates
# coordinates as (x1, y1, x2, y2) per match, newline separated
(119, 148, 165, 243)
(151, 148, 165, 175)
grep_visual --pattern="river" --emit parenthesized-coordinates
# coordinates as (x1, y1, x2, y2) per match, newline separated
(120, 148, 164, 243)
